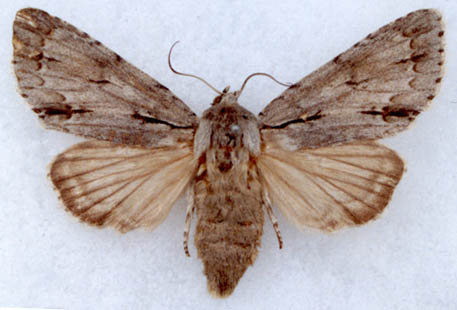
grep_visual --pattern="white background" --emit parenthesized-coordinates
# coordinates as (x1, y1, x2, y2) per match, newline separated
(1, 0, 456, 309)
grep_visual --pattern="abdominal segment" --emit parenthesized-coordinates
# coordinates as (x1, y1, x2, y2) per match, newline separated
(194, 148, 264, 297)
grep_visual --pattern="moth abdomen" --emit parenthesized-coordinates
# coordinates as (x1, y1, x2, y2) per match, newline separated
(194, 158, 264, 297)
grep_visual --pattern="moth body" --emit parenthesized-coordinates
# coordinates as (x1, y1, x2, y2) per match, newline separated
(193, 90, 264, 297)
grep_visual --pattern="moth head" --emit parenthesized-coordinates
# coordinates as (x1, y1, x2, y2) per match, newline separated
(211, 86, 240, 106)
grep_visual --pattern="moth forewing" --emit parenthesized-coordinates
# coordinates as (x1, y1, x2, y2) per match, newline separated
(260, 9, 444, 151)
(13, 8, 198, 149)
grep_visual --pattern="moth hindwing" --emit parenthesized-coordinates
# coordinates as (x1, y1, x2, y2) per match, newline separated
(13, 8, 444, 297)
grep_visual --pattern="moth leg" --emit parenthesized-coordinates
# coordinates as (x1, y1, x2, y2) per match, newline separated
(263, 191, 283, 249)
(184, 183, 196, 257)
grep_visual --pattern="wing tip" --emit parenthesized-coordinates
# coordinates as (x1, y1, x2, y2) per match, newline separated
(14, 8, 50, 26)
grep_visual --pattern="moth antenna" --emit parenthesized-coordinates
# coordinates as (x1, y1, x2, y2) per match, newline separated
(236, 72, 291, 98)
(168, 41, 223, 95)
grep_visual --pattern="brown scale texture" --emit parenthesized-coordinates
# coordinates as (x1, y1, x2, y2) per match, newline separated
(194, 143, 264, 297)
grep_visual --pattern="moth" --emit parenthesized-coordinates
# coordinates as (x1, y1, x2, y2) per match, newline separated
(12, 8, 444, 297)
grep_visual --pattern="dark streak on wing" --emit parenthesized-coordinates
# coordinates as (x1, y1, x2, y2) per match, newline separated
(262, 110, 324, 129)
(360, 106, 420, 122)
(131, 112, 194, 129)
(32, 105, 93, 119)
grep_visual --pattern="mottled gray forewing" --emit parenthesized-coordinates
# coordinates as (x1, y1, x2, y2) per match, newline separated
(260, 9, 444, 151)
(13, 8, 198, 148)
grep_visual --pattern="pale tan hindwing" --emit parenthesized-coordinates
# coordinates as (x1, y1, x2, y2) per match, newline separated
(257, 141, 404, 231)
(49, 141, 196, 232)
